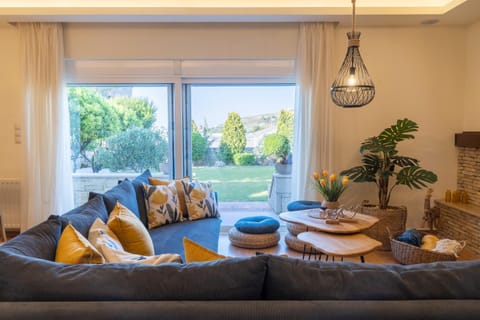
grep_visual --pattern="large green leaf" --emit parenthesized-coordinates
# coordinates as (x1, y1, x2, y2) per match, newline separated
(378, 118, 418, 144)
(340, 166, 376, 183)
(360, 136, 395, 154)
(392, 156, 419, 167)
(396, 166, 438, 189)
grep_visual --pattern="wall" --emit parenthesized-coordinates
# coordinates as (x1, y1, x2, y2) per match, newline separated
(0, 21, 473, 228)
(463, 20, 480, 130)
(0, 22, 23, 178)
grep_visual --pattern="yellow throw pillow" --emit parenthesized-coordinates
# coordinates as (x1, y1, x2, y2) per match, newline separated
(89, 218, 181, 264)
(107, 202, 155, 256)
(181, 180, 219, 220)
(421, 234, 440, 250)
(55, 224, 105, 264)
(143, 183, 183, 229)
(183, 237, 226, 263)
(149, 177, 189, 218)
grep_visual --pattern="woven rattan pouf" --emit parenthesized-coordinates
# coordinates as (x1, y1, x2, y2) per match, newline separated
(228, 228, 280, 249)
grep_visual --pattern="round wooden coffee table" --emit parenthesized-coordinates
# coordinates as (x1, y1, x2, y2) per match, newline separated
(298, 231, 382, 263)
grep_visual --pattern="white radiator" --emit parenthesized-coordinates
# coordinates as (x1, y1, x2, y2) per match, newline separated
(0, 179, 21, 229)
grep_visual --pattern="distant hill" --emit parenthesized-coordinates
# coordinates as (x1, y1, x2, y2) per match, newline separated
(209, 112, 279, 134)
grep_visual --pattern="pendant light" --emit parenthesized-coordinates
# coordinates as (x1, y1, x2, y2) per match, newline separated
(331, 0, 375, 108)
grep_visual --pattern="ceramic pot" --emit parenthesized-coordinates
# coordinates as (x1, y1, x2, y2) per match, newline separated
(321, 200, 340, 210)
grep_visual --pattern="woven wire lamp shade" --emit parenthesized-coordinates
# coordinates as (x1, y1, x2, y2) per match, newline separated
(331, 31, 375, 108)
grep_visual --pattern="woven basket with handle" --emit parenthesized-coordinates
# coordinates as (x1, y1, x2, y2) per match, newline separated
(388, 228, 457, 264)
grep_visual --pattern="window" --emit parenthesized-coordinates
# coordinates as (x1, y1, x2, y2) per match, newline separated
(184, 84, 295, 205)
(68, 84, 173, 206)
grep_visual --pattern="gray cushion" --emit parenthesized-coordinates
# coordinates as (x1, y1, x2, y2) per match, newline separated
(264, 255, 480, 300)
(130, 169, 152, 228)
(0, 252, 267, 301)
(149, 218, 221, 261)
(60, 195, 109, 238)
(0, 215, 62, 261)
(89, 179, 139, 219)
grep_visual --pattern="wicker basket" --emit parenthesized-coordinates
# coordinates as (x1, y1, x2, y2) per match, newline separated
(388, 229, 457, 264)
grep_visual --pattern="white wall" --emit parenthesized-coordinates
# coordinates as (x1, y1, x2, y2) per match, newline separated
(0, 22, 22, 178)
(331, 26, 466, 227)
(0, 21, 474, 227)
(464, 20, 480, 130)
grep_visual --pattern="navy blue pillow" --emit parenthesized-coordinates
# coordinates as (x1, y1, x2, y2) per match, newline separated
(287, 200, 325, 211)
(60, 195, 109, 239)
(89, 179, 140, 219)
(0, 215, 62, 261)
(131, 169, 152, 227)
(396, 229, 423, 247)
(235, 216, 280, 234)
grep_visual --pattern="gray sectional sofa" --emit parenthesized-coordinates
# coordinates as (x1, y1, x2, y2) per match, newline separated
(1, 171, 480, 319)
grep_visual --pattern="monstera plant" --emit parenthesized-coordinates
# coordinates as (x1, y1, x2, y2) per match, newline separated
(341, 118, 438, 210)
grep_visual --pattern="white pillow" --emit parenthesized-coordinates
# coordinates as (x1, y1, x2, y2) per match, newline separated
(88, 218, 181, 264)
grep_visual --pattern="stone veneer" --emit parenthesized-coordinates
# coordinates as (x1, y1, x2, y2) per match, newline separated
(457, 147, 480, 207)
(434, 200, 480, 255)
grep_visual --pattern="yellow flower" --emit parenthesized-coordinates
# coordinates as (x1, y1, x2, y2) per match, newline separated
(329, 174, 336, 182)
(322, 170, 329, 177)
(342, 176, 349, 186)
(320, 179, 326, 186)
(313, 172, 319, 180)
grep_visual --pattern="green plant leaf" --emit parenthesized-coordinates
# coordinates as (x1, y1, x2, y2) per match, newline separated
(396, 166, 438, 189)
(360, 136, 395, 154)
(340, 166, 376, 183)
(392, 156, 419, 167)
(378, 118, 418, 144)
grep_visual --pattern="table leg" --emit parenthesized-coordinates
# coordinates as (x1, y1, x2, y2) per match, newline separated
(360, 256, 365, 263)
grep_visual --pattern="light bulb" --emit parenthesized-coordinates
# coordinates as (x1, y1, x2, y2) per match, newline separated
(347, 67, 356, 86)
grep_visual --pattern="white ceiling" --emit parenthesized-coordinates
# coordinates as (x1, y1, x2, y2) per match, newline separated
(1, 0, 479, 26)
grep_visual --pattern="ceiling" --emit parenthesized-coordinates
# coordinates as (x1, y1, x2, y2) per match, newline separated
(1, 0, 480, 26)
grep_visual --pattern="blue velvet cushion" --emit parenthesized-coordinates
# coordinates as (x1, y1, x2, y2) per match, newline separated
(89, 179, 140, 219)
(234, 216, 280, 234)
(0, 215, 62, 261)
(0, 252, 267, 301)
(130, 169, 152, 227)
(396, 229, 423, 247)
(264, 255, 480, 300)
(60, 195, 109, 239)
(287, 200, 325, 211)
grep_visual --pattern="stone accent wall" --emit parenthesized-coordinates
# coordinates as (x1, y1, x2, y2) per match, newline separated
(457, 147, 480, 207)
(435, 200, 480, 255)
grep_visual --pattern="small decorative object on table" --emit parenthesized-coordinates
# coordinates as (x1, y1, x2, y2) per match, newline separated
(312, 170, 348, 210)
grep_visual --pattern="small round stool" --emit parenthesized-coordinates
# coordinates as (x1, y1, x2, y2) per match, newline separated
(229, 216, 280, 249)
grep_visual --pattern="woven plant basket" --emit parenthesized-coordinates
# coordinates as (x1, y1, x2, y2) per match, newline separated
(388, 229, 457, 265)
(361, 204, 407, 251)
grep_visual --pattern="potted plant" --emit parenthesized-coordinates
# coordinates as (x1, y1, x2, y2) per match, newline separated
(312, 170, 349, 209)
(262, 133, 292, 174)
(340, 118, 438, 250)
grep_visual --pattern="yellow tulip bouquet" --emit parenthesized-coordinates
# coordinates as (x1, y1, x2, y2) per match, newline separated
(312, 170, 349, 202)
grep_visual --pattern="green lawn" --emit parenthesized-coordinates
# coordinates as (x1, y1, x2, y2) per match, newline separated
(192, 165, 275, 202)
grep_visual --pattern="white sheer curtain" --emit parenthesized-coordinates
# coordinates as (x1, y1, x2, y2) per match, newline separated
(19, 23, 73, 230)
(292, 22, 337, 201)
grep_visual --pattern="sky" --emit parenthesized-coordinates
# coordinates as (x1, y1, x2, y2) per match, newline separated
(132, 85, 296, 129)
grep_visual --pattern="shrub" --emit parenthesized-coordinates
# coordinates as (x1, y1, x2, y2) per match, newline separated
(95, 127, 168, 172)
(262, 133, 290, 163)
(233, 153, 256, 166)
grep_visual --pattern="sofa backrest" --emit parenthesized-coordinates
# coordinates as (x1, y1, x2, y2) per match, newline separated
(61, 195, 109, 239)
(0, 253, 268, 301)
(263, 255, 480, 300)
(0, 215, 63, 261)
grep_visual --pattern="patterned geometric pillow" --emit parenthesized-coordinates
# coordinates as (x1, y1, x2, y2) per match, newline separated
(143, 183, 183, 229)
(148, 177, 189, 220)
(181, 180, 220, 221)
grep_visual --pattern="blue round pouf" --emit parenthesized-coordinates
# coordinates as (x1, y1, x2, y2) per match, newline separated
(287, 200, 325, 211)
(234, 216, 280, 234)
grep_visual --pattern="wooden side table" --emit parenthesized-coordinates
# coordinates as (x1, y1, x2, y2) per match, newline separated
(298, 231, 382, 263)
